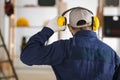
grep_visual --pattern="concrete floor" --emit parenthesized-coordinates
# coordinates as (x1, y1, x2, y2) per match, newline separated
(14, 57, 56, 80)
(16, 66, 56, 80)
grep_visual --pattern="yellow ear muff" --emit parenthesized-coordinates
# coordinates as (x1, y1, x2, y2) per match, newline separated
(57, 16, 66, 27)
(93, 16, 100, 31)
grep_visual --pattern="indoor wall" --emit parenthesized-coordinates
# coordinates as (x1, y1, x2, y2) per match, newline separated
(0, 0, 120, 80)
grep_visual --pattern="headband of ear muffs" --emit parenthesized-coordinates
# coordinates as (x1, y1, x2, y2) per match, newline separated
(57, 7, 100, 31)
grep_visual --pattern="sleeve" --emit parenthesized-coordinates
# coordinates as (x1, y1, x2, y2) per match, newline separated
(20, 27, 67, 66)
(116, 64, 120, 80)
(113, 52, 120, 80)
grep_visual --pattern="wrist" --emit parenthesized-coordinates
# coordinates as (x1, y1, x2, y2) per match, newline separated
(45, 26, 55, 32)
(42, 27, 54, 36)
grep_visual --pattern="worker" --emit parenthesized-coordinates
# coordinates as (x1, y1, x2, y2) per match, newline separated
(20, 7, 120, 80)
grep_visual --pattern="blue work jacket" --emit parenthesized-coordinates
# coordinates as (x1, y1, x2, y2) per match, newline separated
(20, 27, 120, 80)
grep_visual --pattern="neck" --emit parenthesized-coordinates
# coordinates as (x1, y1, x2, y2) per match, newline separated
(72, 27, 92, 36)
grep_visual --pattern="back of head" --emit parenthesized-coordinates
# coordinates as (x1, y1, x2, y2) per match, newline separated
(69, 7, 93, 29)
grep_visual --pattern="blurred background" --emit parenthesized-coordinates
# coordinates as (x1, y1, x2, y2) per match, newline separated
(0, 0, 120, 80)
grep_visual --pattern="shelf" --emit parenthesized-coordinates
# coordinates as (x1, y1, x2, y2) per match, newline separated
(16, 6, 57, 26)
(16, 26, 43, 28)
(16, 5, 57, 8)
(14, 27, 58, 55)
(8, 0, 60, 72)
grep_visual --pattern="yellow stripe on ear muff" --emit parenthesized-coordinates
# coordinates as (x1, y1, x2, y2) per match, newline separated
(93, 16, 100, 31)
(57, 16, 66, 27)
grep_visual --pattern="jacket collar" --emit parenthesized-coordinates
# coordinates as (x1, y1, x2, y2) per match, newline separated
(74, 30, 97, 38)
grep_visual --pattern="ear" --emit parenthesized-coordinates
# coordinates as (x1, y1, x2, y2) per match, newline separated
(68, 24, 75, 36)
(68, 24, 72, 32)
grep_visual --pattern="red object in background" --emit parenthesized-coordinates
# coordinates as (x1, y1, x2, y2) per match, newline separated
(4, 0, 14, 16)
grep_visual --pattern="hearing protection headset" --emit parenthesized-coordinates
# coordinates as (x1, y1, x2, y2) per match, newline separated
(57, 7, 100, 31)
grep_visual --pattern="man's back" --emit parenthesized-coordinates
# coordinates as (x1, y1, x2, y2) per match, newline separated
(52, 30, 119, 80)
(20, 27, 120, 80)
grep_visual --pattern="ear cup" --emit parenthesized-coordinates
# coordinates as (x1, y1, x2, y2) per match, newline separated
(57, 16, 67, 27)
(93, 16, 100, 31)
